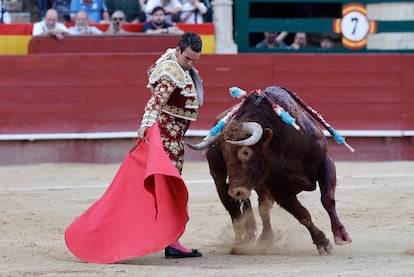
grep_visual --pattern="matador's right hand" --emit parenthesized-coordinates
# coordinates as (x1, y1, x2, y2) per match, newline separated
(131, 126, 149, 152)
(137, 126, 148, 140)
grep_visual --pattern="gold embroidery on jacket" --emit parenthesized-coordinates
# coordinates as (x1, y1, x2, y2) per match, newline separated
(149, 60, 186, 88)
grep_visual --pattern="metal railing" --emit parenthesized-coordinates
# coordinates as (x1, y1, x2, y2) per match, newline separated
(234, 0, 414, 52)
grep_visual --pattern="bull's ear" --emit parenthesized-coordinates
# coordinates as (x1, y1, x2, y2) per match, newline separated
(260, 128, 273, 150)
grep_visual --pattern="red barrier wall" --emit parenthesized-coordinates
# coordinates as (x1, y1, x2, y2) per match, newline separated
(28, 35, 182, 54)
(1, 53, 414, 163)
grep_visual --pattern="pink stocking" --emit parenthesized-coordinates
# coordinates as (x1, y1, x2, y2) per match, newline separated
(168, 240, 191, 253)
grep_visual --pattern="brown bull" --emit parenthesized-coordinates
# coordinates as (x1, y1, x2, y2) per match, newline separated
(189, 86, 352, 254)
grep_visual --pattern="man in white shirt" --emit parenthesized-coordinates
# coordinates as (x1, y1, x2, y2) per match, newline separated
(180, 0, 207, 24)
(145, 0, 182, 23)
(69, 10, 102, 35)
(0, 0, 11, 24)
(32, 8, 70, 40)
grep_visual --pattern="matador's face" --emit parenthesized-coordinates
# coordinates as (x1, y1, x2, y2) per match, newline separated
(175, 46, 200, 71)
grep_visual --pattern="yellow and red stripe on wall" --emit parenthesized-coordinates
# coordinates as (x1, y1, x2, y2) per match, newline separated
(0, 23, 215, 55)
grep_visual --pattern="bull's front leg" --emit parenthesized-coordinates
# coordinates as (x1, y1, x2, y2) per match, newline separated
(230, 198, 257, 254)
(318, 156, 352, 245)
(239, 198, 257, 244)
(212, 179, 250, 245)
(206, 145, 256, 246)
(229, 199, 257, 248)
(256, 187, 274, 244)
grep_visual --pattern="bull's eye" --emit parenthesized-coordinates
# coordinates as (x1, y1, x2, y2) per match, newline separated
(237, 146, 253, 161)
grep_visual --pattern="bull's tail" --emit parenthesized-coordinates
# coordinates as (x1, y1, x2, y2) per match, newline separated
(283, 87, 355, 152)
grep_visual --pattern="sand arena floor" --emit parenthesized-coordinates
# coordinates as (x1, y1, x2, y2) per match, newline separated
(0, 161, 413, 276)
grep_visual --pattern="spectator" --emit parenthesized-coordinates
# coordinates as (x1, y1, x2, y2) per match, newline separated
(145, 0, 182, 23)
(105, 0, 145, 23)
(141, 6, 183, 35)
(274, 31, 307, 50)
(289, 32, 308, 50)
(255, 32, 286, 49)
(105, 10, 130, 34)
(52, 0, 71, 22)
(180, 0, 207, 24)
(70, 0, 110, 23)
(32, 8, 70, 39)
(69, 10, 102, 35)
(0, 0, 11, 24)
(320, 34, 335, 49)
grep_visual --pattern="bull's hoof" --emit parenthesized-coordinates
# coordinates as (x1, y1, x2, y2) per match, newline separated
(230, 243, 254, 255)
(334, 234, 352, 245)
(317, 241, 333, 255)
(229, 246, 240, 255)
(234, 235, 255, 246)
(245, 232, 256, 244)
(230, 236, 256, 254)
(333, 225, 352, 245)
(257, 230, 275, 245)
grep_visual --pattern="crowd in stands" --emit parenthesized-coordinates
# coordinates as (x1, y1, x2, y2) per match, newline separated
(14, 0, 213, 38)
(2, 0, 339, 49)
(255, 31, 340, 50)
(0, 0, 213, 25)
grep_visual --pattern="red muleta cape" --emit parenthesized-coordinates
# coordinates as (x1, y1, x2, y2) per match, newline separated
(64, 124, 189, 264)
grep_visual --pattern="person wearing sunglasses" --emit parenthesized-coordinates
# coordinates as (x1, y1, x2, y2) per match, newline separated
(105, 10, 130, 34)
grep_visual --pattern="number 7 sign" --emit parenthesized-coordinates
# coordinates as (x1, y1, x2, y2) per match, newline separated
(333, 3, 377, 49)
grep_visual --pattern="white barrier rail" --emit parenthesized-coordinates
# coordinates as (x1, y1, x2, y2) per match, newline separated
(0, 130, 413, 141)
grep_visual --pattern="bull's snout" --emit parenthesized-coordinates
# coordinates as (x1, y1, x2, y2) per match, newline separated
(228, 187, 252, 200)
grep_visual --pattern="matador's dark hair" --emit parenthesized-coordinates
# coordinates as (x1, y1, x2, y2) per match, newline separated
(178, 32, 202, 53)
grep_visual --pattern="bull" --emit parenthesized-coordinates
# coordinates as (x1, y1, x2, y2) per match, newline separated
(189, 86, 353, 254)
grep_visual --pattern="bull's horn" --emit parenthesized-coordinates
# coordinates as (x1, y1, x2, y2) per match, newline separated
(227, 122, 263, 146)
(186, 135, 218, 150)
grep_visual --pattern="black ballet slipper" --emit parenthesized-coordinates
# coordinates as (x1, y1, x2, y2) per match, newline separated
(164, 246, 202, 259)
